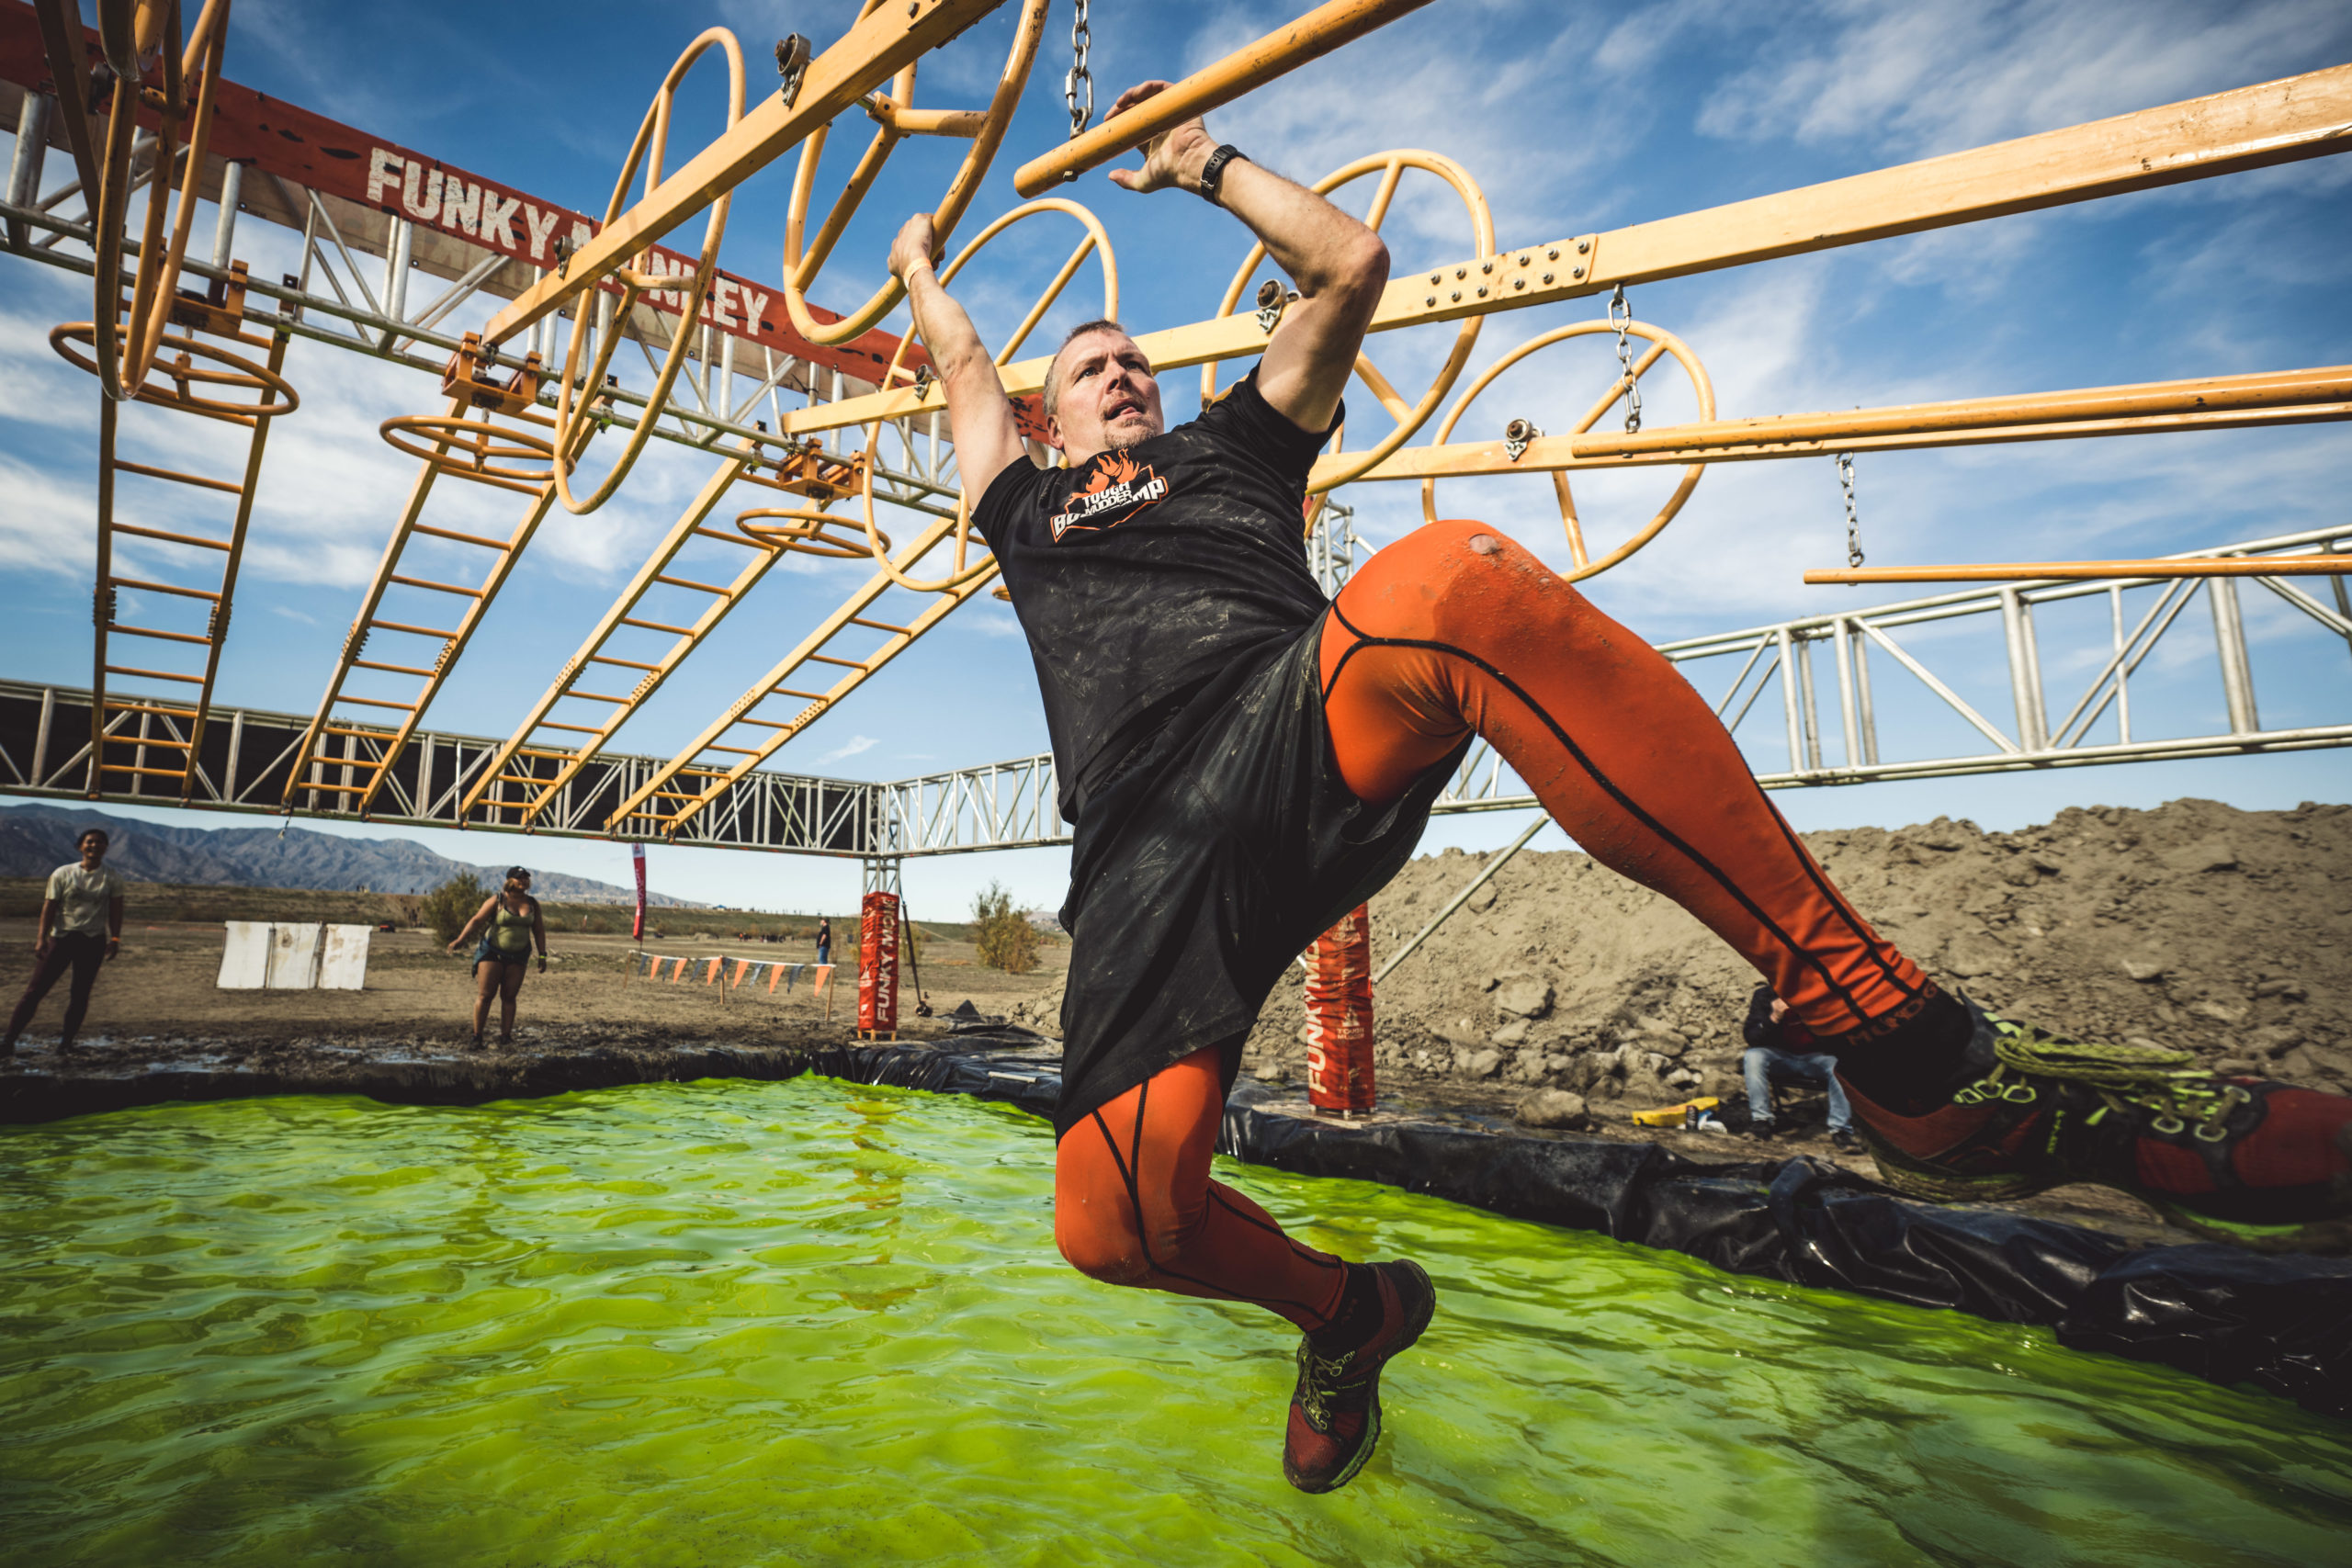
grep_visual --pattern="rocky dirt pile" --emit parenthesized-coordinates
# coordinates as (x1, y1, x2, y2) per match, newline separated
(1012, 798, 2352, 1112)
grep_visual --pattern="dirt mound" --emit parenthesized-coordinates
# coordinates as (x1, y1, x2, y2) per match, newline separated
(1015, 798, 2352, 1105)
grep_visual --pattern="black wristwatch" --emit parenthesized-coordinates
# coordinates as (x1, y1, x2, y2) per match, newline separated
(1196, 144, 1247, 207)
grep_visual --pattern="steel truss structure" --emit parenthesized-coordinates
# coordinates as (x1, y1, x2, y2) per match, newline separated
(9, 527, 2345, 855)
(1432, 525, 2352, 815)
(3, 5, 2349, 865)
(0, 678, 882, 854)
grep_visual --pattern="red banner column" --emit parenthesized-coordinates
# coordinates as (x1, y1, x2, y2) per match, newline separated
(1304, 903, 1375, 1114)
(630, 842, 647, 942)
(856, 890, 900, 1039)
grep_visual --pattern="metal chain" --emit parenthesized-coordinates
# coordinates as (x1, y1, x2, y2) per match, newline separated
(1065, 0, 1092, 140)
(1609, 285, 1642, 434)
(1838, 452, 1863, 568)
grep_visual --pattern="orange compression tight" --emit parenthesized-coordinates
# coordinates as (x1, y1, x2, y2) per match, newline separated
(1322, 518, 1929, 1037)
(1050, 518, 1932, 1325)
(1056, 1043, 1352, 1332)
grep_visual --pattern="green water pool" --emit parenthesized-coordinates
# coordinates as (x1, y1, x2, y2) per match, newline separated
(3, 1077, 2348, 1567)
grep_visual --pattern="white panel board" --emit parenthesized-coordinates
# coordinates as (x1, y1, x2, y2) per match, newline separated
(264, 922, 323, 989)
(218, 921, 273, 989)
(318, 925, 372, 990)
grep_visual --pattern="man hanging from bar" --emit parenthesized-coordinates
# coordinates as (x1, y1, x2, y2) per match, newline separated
(883, 80, 2352, 1495)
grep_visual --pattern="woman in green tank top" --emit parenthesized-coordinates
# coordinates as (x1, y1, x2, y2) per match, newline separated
(447, 867, 548, 1048)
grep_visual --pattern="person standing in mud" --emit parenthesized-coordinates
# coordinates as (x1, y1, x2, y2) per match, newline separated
(3, 828, 126, 1056)
(814, 916, 832, 972)
(886, 77, 2352, 1495)
(447, 868, 546, 1048)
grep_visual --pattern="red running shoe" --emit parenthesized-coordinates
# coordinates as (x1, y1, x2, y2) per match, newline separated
(1283, 1259, 1436, 1495)
(1844, 997, 2352, 1253)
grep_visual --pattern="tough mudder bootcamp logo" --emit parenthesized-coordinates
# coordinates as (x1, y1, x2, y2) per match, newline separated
(1051, 451, 1170, 540)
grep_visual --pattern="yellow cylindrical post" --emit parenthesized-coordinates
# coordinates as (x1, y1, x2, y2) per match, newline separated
(1012, 0, 1436, 196)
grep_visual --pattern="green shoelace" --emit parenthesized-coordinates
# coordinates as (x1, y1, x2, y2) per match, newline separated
(1955, 1013, 2252, 1141)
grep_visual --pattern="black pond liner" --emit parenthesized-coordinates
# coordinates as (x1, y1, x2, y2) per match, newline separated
(812, 1038, 2352, 1420)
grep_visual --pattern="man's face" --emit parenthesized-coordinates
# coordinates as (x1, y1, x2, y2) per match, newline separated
(78, 833, 106, 865)
(1047, 330, 1163, 460)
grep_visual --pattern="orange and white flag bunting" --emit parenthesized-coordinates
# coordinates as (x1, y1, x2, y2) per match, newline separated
(629, 952, 836, 998)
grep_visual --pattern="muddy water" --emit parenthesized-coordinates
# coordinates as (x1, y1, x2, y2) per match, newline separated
(4, 1078, 2346, 1566)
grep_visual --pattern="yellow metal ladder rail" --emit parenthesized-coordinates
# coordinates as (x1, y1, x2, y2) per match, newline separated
(462, 443, 768, 827)
(87, 292, 292, 800)
(283, 399, 571, 816)
(464, 440, 876, 829)
(606, 510, 998, 838)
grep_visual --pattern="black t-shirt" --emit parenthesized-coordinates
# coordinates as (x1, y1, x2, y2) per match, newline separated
(973, 371, 1338, 816)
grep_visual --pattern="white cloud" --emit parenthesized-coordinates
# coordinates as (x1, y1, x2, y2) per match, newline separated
(1695, 0, 2352, 158)
(960, 609, 1025, 638)
(0, 306, 96, 432)
(816, 733, 879, 764)
(0, 453, 96, 580)
(1201, 4, 1611, 253)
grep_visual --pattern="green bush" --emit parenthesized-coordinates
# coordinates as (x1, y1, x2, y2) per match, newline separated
(972, 881, 1039, 976)
(421, 872, 485, 946)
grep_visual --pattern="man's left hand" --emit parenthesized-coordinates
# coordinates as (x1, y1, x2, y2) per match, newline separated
(102, 939, 119, 962)
(888, 213, 940, 286)
(1104, 81, 1215, 196)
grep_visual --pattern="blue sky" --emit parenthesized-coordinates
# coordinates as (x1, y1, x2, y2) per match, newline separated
(3, 0, 2348, 915)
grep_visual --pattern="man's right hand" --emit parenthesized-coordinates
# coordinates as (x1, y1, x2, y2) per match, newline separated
(1103, 81, 1215, 196)
(886, 206, 1027, 496)
(34, 940, 51, 963)
(888, 213, 940, 286)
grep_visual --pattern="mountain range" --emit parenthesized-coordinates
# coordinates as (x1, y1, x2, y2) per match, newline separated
(0, 802, 704, 906)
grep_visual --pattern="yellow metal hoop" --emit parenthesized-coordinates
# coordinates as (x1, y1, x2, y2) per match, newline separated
(379, 414, 560, 494)
(94, 0, 167, 77)
(65, 0, 231, 404)
(549, 28, 744, 516)
(51, 318, 298, 420)
(781, 0, 1049, 348)
(1203, 148, 1493, 493)
(1421, 318, 1715, 583)
(738, 508, 890, 559)
(861, 196, 1117, 593)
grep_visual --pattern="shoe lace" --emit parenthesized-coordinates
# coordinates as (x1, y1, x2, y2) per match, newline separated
(1297, 1348, 1352, 1429)
(1961, 1014, 2251, 1141)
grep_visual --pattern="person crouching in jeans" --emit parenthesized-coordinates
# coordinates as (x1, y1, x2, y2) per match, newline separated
(1742, 983, 1858, 1149)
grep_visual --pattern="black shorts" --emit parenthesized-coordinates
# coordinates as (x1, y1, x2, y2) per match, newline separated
(1051, 612, 1465, 1137)
(474, 934, 532, 973)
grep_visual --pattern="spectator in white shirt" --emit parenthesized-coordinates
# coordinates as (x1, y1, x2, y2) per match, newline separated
(5, 829, 127, 1055)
